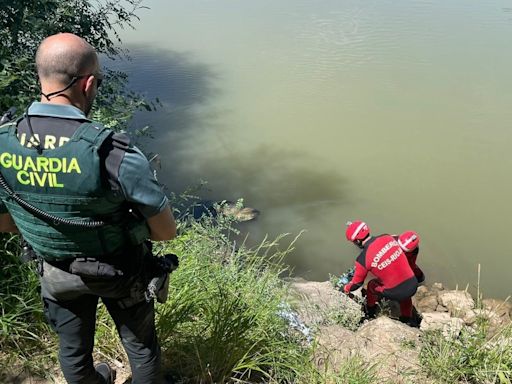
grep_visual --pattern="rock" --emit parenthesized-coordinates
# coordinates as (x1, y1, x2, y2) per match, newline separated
(420, 312, 465, 337)
(414, 285, 431, 301)
(315, 324, 358, 364)
(416, 294, 439, 313)
(481, 298, 512, 323)
(430, 282, 445, 292)
(438, 290, 475, 317)
(315, 317, 423, 384)
(463, 308, 501, 326)
(288, 279, 363, 328)
(436, 304, 449, 312)
(355, 318, 422, 383)
(356, 317, 420, 355)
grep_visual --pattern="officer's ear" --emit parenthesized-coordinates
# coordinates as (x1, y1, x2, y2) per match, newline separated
(82, 75, 96, 95)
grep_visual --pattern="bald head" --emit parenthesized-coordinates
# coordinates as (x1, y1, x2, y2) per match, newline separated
(36, 33, 98, 85)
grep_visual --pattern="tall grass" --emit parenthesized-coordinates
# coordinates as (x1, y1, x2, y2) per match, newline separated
(9, 203, 512, 384)
(155, 212, 312, 383)
(420, 319, 512, 383)
(0, 233, 57, 377)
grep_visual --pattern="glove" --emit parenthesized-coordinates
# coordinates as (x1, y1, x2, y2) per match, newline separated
(343, 283, 352, 294)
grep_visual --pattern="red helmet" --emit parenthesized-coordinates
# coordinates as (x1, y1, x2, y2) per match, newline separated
(398, 231, 420, 252)
(345, 220, 370, 242)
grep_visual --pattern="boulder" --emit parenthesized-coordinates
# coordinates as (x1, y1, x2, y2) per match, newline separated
(354, 317, 422, 383)
(416, 294, 439, 313)
(438, 290, 475, 317)
(288, 279, 363, 327)
(430, 282, 445, 292)
(315, 317, 423, 383)
(463, 308, 500, 326)
(414, 285, 431, 301)
(481, 298, 512, 323)
(356, 317, 420, 356)
(435, 304, 449, 312)
(420, 312, 465, 337)
(315, 324, 359, 366)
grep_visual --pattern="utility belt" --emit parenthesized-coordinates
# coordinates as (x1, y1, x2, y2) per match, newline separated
(45, 256, 126, 279)
(25, 239, 179, 307)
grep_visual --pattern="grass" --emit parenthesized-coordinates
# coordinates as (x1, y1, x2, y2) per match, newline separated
(1, 203, 511, 384)
(154, 212, 310, 382)
(419, 314, 512, 383)
(0, 233, 58, 379)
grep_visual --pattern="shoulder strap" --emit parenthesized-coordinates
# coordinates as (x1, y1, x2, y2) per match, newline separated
(105, 132, 131, 194)
(72, 122, 111, 144)
(0, 107, 18, 126)
(0, 115, 23, 135)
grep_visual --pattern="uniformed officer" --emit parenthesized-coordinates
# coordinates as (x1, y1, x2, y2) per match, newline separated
(0, 33, 176, 384)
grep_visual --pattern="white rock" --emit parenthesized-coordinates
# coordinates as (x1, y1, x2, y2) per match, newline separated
(420, 312, 465, 337)
(438, 290, 475, 317)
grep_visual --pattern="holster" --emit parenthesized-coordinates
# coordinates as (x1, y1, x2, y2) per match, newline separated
(69, 257, 124, 279)
(116, 249, 179, 308)
(144, 253, 179, 303)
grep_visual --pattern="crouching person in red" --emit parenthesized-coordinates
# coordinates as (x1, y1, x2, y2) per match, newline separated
(343, 220, 419, 327)
(397, 231, 425, 284)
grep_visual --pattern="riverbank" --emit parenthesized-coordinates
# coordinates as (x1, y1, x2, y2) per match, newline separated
(1, 214, 511, 383)
(290, 279, 511, 384)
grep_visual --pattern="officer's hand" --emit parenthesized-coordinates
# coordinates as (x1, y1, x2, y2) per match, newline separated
(343, 283, 352, 294)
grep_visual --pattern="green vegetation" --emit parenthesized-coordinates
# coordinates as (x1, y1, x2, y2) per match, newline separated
(0, 0, 157, 133)
(1, 2, 511, 383)
(420, 321, 512, 384)
(0, 234, 55, 378)
(0, 207, 381, 383)
(3, 209, 511, 383)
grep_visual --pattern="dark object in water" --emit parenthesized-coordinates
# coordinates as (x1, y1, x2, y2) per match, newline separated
(185, 200, 259, 222)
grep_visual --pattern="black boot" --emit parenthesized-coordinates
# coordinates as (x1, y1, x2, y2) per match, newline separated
(364, 305, 377, 319)
(95, 362, 116, 384)
(399, 316, 420, 328)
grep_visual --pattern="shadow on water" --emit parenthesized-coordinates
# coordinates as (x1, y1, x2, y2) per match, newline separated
(188, 145, 348, 213)
(107, 45, 349, 206)
(108, 44, 219, 109)
(104, 44, 221, 149)
(106, 46, 350, 274)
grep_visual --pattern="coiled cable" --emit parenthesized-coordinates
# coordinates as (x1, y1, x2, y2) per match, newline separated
(0, 172, 105, 228)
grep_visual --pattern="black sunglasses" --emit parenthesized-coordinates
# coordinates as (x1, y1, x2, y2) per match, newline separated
(75, 72, 103, 88)
(91, 72, 103, 88)
(41, 72, 104, 100)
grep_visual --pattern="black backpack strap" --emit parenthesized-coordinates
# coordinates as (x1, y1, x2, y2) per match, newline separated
(0, 115, 23, 135)
(72, 122, 129, 195)
(104, 132, 131, 194)
(0, 107, 17, 126)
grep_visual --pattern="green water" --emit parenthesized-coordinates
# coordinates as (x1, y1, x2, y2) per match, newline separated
(116, 0, 512, 298)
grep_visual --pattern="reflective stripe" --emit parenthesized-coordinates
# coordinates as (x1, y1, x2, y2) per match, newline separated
(398, 234, 417, 252)
(351, 221, 367, 241)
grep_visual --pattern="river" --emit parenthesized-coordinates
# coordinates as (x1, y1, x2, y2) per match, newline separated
(113, 0, 512, 299)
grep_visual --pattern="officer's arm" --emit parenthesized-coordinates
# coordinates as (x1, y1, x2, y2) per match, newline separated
(0, 213, 18, 233)
(147, 205, 176, 241)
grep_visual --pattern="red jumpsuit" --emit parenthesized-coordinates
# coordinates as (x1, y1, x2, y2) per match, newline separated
(344, 234, 418, 317)
(392, 234, 425, 283)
